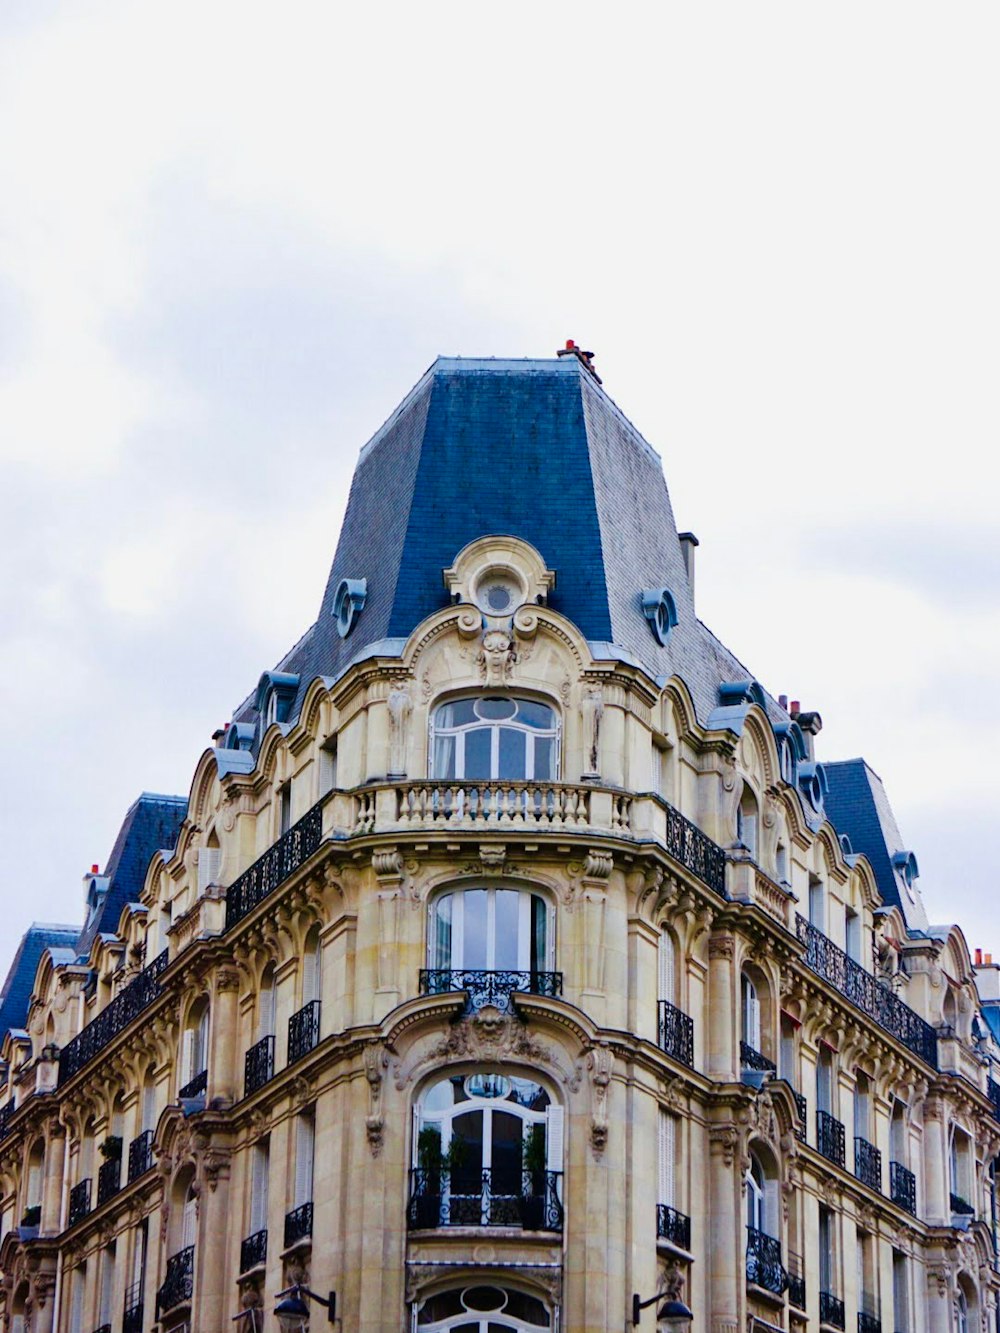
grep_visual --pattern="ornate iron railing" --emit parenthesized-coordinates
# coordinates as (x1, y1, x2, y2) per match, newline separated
(225, 802, 325, 929)
(820, 1292, 846, 1329)
(658, 1000, 694, 1067)
(156, 1245, 194, 1316)
(787, 1252, 806, 1311)
(418, 969, 562, 1014)
(128, 1130, 155, 1182)
(0, 1100, 14, 1143)
(123, 1282, 143, 1333)
(855, 1137, 882, 1193)
(58, 950, 169, 1086)
(656, 1204, 691, 1249)
(239, 1228, 267, 1273)
(795, 916, 937, 1067)
(288, 1000, 321, 1064)
(745, 1226, 787, 1295)
(244, 1035, 275, 1097)
(93, 1324, 112, 1333)
(950, 1191, 974, 1216)
(817, 1110, 846, 1168)
(740, 1041, 777, 1074)
(858, 1311, 881, 1333)
(792, 1089, 807, 1141)
(406, 1168, 563, 1232)
(178, 1068, 207, 1099)
(68, 1179, 92, 1228)
(889, 1161, 916, 1215)
(660, 798, 727, 896)
(989, 1076, 1000, 1121)
(96, 1156, 121, 1206)
(284, 1201, 313, 1248)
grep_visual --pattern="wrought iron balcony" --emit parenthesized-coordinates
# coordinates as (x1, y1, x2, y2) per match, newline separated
(656, 1204, 691, 1249)
(94, 1324, 111, 1333)
(58, 949, 169, 1086)
(989, 1076, 1000, 1121)
(820, 1292, 846, 1330)
(854, 1137, 882, 1193)
(239, 1228, 267, 1273)
(660, 797, 727, 896)
(284, 1201, 313, 1248)
(128, 1130, 155, 1182)
(123, 1282, 143, 1333)
(795, 916, 937, 1067)
(858, 1309, 881, 1333)
(745, 1226, 787, 1295)
(156, 1245, 194, 1316)
(817, 1110, 846, 1168)
(225, 801, 324, 929)
(406, 1167, 563, 1232)
(178, 1068, 207, 1100)
(244, 1035, 275, 1098)
(791, 1089, 807, 1141)
(96, 1156, 121, 1206)
(0, 1100, 15, 1143)
(658, 1000, 694, 1067)
(288, 1000, 321, 1063)
(68, 1178, 92, 1228)
(950, 1191, 974, 1216)
(418, 968, 562, 1014)
(740, 1042, 777, 1075)
(787, 1252, 806, 1311)
(889, 1161, 916, 1215)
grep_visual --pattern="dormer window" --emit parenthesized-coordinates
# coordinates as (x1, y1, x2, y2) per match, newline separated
(431, 698, 559, 782)
(254, 672, 300, 729)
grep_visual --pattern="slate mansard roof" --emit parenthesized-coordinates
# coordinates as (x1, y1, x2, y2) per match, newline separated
(0, 925, 78, 1041)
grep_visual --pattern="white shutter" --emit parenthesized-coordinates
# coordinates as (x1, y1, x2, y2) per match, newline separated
(259, 975, 275, 1040)
(181, 1029, 195, 1086)
(658, 1110, 675, 1208)
(412, 1105, 422, 1167)
(143, 1082, 157, 1133)
(12, 1318, 25, 1333)
(182, 1194, 197, 1249)
(197, 1010, 210, 1072)
(197, 847, 221, 892)
(69, 1266, 85, 1333)
(99, 1248, 115, 1323)
(545, 1105, 565, 1172)
(131, 1223, 146, 1289)
(250, 1144, 268, 1233)
(294, 1116, 315, 1208)
(658, 930, 675, 1004)
(27, 1160, 41, 1207)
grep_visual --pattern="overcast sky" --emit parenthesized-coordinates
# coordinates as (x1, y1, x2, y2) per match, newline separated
(1, 3, 997, 966)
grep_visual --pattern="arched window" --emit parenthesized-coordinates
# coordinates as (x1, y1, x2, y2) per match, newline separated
(745, 1149, 783, 1293)
(180, 1002, 210, 1097)
(431, 698, 559, 782)
(746, 1156, 765, 1232)
(428, 888, 552, 974)
(737, 786, 758, 860)
(416, 1286, 550, 1331)
(258, 964, 276, 1041)
(957, 1289, 969, 1333)
(303, 926, 323, 1007)
(658, 928, 676, 1006)
(741, 973, 762, 1057)
(411, 1073, 562, 1229)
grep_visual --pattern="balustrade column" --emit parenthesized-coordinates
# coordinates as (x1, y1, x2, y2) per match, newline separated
(707, 1122, 742, 1333)
(708, 933, 737, 1082)
(211, 967, 242, 1103)
(42, 1123, 65, 1236)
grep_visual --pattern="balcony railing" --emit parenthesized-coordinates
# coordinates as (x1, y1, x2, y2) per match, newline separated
(123, 1282, 143, 1333)
(817, 1110, 846, 1169)
(858, 1308, 881, 1333)
(0, 1100, 15, 1143)
(94, 1324, 112, 1333)
(787, 1252, 806, 1311)
(740, 1042, 777, 1075)
(660, 797, 727, 896)
(820, 1292, 846, 1330)
(178, 1069, 207, 1100)
(284, 1201, 313, 1248)
(239, 1228, 267, 1273)
(658, 1000, 694, 1068)
(156, 1245, 194, 1316)
(68, 1179, 92, 1228)
(418, 969, 563, 1014)
(128, 1130, 155, 1182)
(225, 801, 325, 930)
(58, 950, 169, 1086)
(950, 1191, 974, 1216)
(989, 1076, 1000, 1121)
(656, 1204, 691, 1249)
(96, 1155, 121, 1207)
(795, 916, 937, 1067)
(791, 1089, 807, 1141)
(745, 1226, 787, 1295)
(855, 1137, 882, 1193)
(889, 1161, 916, 1215)
(406, 1168, 563, 1232)
(244, 1035, 275, 1098)
(288, 1000, 321, 1064)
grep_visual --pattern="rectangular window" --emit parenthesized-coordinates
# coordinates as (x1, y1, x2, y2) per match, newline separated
(279, 783, 292, 836)
(780, 1016, 797, 1086)
(818, 1206, 834, 1293)
(319, 737, 338, 795)
(197, 847, 221, 893)
(892, 1250, 909, 1332)
(857, 1229, 877, 1319)
(658, 1110, 676, 1208)
(658, 931, 676, 1006)
(294, 1115, 315, 1209)
(130, 1220, 147, 1301)
(182, 1193, 197, 1250)
(817, 1049, 834, 1115)
(250, 1141, 269, 1235)
(99, 1244, 115, 1325)
(68, 1264, 86, 1333)
(809, 876, 825, 930)
(845, 908, 862, 962)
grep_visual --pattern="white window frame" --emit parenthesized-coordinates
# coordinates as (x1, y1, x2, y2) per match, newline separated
(428, 888, 553, 972)
(430, 697, 560, 782)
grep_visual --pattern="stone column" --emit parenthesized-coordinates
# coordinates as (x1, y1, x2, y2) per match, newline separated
(925, 1266, 952, 1333)
(707, 934, 737, 1082)
(707, 1123, 742, 1333)
(41, 1122, 65, 1236)
(922, 1097, 947, 1224)
(212, 967, 242, 1104)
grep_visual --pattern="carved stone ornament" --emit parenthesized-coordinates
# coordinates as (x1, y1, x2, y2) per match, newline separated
(588, 1042, 614, 1156)
(708, 1124, 740, 1168)
(364, 1041, 388, 1157)
(372, 849, 405, 881)
(476, 629, 516, 687)
(708, 933, 736, 962)
(583, 849, 613, 882)
(387, 684, 413, 778)
(580, 687, 604, 778)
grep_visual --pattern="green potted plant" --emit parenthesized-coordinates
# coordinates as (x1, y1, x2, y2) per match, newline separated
(19, 1204, 41, 1238)
(518, 1126, 547, 1230)
(99, 1136, 122, 1160)
(413, 1126, 445, 1229)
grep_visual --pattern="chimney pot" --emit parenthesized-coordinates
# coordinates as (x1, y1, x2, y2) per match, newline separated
(987, 953, 994, 966)
(91, 864, 99, 875)
(790, 700, 801, 717)
(976, 948, 983, 966)
(678, 532, 699, 605)
(779, 694, 788, 711)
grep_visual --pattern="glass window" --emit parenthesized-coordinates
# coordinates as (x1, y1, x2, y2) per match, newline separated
(417, 1285, 550, 1330)
(431, 698, 559, 782)
(429, 889, 551, 972)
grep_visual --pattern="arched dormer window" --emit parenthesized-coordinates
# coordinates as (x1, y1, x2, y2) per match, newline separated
(431, 698, 559, 782)
(737, 786, 759, 860)
(410, 1072, 562, 1231)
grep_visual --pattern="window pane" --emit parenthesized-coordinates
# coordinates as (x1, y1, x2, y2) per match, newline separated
(493, 891, 519, 970)
(490, 1111, 523, 1192)
(452, 1111, 484, 1191)
(531, 735, 555, 780)
(463, 891, 488, 969)
(432, 895, 453, 970)
(498, 728, 526, 780)
(434, 734, 457, 780)
(464, 728, 493, 780)
(476, 698, 517, 721)
(530, 896, 547, 971)
(517, 701, 555, 730)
